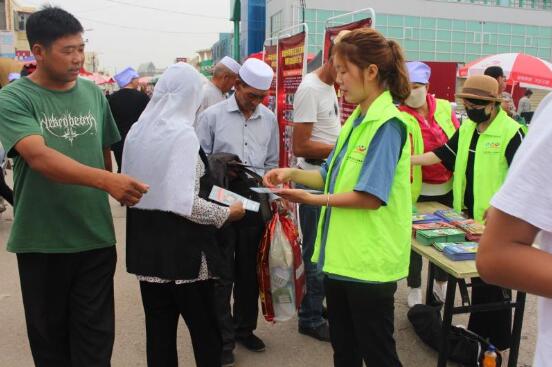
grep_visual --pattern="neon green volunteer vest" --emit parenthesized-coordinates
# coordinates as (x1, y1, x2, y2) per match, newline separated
(403, 99, 457, 203)
(312, 91, 412, 282)
(452, 108, 520, 222)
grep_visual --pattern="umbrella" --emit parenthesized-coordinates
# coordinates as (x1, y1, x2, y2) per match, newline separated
(80, 73, 115, 85)
(458, 53, 552, 90)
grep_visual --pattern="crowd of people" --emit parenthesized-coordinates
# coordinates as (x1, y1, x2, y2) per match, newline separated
(0, 4, 551, 367)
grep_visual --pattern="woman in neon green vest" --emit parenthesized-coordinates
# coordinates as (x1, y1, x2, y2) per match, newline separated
(412, 74, 524, 352)
(263, 28, 411, 367)
(399, 61, 460, 308)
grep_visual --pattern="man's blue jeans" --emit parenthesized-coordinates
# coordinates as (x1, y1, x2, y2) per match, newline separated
(298, 201, 326, 328)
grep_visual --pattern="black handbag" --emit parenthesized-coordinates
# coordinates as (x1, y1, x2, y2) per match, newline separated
(207, 152, 272, 224)
(407, 304, 502, 366)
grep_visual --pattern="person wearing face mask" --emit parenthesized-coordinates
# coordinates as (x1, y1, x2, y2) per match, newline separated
(412, 74, 524, 353)
(399, 61, 460, 307)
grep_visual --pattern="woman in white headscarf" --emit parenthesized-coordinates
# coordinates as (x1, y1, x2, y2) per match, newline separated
(122, 63, 245, 367)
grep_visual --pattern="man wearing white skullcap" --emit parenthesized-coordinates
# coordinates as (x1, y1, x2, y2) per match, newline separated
(196, 57, 279, 366)
(197, 56, 241, 118)
(109, 66, 149, 172)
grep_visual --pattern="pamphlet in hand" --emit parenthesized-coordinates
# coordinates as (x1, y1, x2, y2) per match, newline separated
(250, 187, 323, 195)
(209, 186, 260, 212)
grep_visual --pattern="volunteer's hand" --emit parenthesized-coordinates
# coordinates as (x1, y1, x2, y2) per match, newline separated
(227, 201, 246, 222)
(104, 173, 149, 206)
(277, 189, 314, 205)
(263, 168, 295, 188)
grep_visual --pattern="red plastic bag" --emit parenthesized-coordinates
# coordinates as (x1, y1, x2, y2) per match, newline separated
(258, 201, 306, 323)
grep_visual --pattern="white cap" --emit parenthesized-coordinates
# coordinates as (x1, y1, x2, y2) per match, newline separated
(239, 58, 274, 91)
(219, 56, 241, 74)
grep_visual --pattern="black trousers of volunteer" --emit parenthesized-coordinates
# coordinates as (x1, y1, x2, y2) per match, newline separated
(324, 277, 403, 367)
(214, 211, 265, 351)
(407, 192, 453, 288)
(140, 280, 221, 367)
(17, 246, 117, 367)
(468, 278, 512, 350)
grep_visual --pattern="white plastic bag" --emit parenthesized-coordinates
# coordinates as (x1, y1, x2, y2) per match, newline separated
(268, 221, 296, 322)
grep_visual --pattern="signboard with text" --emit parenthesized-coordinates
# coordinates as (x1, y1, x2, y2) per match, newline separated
(277, 32, 306, 168)
(323, 17, 372, 123)
(263, 44, 277, 113)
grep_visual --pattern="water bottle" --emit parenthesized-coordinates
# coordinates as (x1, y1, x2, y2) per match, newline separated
(482, 345, 497, 367)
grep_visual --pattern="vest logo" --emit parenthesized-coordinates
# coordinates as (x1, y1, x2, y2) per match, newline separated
(354, 145, 367, 154)
(484, 141, 501, 151)
(348, 145, 368, 164)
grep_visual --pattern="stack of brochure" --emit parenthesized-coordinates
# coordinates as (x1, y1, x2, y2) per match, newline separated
(434, 209, 467, 223)
(412, 213, 443, 224)
(451, 219, 485, 242)
(412, 222, 456, 236)
(416, 228, 466, 245)
(436, 242, 478, 261)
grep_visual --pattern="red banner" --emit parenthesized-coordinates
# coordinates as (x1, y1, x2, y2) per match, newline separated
(263, 44, 278, 112)
(277, 32, 306, 168)
(323, 18, 372, 124)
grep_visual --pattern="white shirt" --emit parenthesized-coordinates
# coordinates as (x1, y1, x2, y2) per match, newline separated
(293, 72, 341, 170)
(517, 96, 532, 114)
(490, 93, 552, 367)
(197, 81, 225, 118)
(196, 94, 280, 176)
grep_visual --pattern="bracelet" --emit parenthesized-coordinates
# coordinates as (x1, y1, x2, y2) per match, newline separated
(326, 194, 330, 207)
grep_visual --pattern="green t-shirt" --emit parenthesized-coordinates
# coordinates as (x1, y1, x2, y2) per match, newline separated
(0, 77, 121, 253)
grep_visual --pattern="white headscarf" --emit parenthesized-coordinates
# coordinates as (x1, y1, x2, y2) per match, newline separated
(122, 63, 204, 216)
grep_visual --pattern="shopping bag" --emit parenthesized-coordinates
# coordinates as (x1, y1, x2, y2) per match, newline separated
(258, 202, 306, 322)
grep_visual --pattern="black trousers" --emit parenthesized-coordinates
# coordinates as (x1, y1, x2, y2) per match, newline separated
(468, 278, 512, 350)
(214, 212, 264, 351)
(324, 277, 402, 367)
(0, 170, 13, 205)
(112, 142, 123, 174)
(140, 280, 221, 367)
(17, 246, 117, 367)
(407, 251, 448, 288)
(408, 191, 453, 288)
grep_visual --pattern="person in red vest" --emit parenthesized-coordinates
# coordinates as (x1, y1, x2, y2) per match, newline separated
(399, 61, 460, 307)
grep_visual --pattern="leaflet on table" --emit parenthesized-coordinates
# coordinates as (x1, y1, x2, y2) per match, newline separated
(250, 187, 323, 195)
(416, 228, 466, 245)
(442, 242, 478, 261)
(209, 186, 260, 212)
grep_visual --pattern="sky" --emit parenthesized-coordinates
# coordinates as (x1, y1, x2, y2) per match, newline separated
(20, 0, 233, 74)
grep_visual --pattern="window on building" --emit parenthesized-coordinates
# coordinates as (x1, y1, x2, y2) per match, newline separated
(0, 1, 6, 30)
(15, 12, 30, 32)
(270, 10, 283, 38)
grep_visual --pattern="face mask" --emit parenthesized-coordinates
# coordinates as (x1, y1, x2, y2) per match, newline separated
(466, 106, 491, 124)
(405, 86, 427, 108)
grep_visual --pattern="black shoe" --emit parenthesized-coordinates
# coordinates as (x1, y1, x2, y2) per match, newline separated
(236, 333, 266, 352)
(221, 350, 235, 367)
(299, 323, 331, 342)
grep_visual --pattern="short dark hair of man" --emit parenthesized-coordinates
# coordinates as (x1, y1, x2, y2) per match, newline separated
(524, 89, 533, 97)
(26, 6, 84, 49)
(484, 66, 505, 80)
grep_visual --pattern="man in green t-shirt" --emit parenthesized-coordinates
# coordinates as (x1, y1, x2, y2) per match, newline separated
(0, 7, 148, 366)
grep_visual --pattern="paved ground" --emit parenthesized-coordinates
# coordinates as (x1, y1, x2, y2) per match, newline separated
(0, 173, 538, 366)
